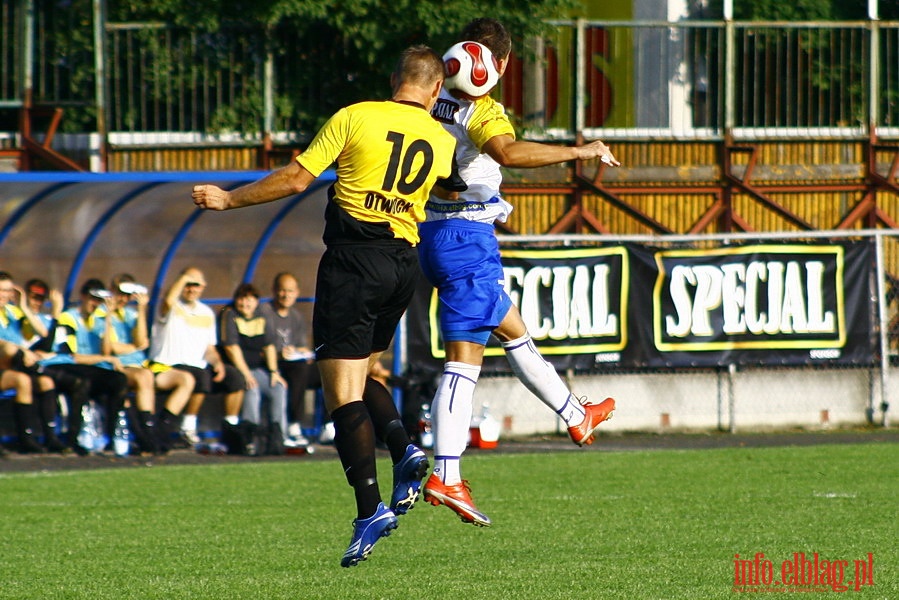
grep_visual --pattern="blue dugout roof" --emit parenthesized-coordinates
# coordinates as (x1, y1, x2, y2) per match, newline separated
(0, 170, 336, 306)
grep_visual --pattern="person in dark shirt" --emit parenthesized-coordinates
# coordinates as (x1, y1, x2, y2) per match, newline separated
(219, 283, 293, 448)
(259, 272, 313, 446)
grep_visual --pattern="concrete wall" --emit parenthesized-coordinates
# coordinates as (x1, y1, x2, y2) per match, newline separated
(1, 365, 890, 446)
(470, 365, 888, 439)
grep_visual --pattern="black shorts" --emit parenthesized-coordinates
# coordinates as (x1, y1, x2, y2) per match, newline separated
(312, 243, 420, 360)
(170, 363, 245, 395)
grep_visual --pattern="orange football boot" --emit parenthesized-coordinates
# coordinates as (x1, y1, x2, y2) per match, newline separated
(423, 474, 491, 527)
(567, 397, 615, 446)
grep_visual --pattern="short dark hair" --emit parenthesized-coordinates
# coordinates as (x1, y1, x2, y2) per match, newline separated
(394, 44, 444, 88)
(80, 278, 107, 296)
(232, 282, 260, 301)
(459, 18, 512, 60)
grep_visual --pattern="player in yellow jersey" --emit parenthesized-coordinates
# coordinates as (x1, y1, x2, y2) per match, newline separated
(419, 19, 621, 527)
(193, 44, 461, 567)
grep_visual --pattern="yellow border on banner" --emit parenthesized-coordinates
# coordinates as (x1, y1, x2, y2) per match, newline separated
(428, 246, 629, 359)
(652, 244, 846, 352)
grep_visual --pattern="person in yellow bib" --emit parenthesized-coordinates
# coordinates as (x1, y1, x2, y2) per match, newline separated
(0, 272, 67, 453)
(192, 44, 462, 568)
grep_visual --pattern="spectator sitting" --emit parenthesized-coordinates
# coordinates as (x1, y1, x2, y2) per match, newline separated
(0, 341, 52, 453)
(56, 279, 160, 454)
(220, 282, 297, 450)
(101, 274, 196, 452)
(148, 267, 245, 447)
(0, 272, 69, 453)
(259, 272, 312, 446)
(22, 279, 96, 455)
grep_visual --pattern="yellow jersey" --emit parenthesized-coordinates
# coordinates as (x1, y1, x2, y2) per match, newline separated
(298, 100, 456, 245)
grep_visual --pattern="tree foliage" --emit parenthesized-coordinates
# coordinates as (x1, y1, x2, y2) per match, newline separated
(98, 0, 579, 132)
(108, 0, 577, 70)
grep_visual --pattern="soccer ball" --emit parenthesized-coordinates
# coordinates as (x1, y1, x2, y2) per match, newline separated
(443, 41, 500, 98)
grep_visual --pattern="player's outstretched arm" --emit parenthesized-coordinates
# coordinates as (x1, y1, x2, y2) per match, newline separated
(482, 135, 620, 169)
(192, 161, 316, 211)
(575, 140, 621, 166)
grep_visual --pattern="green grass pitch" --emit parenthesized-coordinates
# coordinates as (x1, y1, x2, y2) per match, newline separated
(0, 442, 895, 599)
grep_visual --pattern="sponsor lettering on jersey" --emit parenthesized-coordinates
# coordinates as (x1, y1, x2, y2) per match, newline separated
(364, 191, 414, 214)
(426, 201, 485, 213)
(425, 196, 501, 213)
(477, 115, 507, 130)
(432, 98, 459, 124)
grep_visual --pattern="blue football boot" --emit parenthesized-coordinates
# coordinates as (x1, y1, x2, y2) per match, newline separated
(340, 503, 398, 567)
(390, 444, 429, 515)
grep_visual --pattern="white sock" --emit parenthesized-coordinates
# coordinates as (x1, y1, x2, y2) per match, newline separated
(554, 394, 587, 426)
(432, 361, 480, 486)
(224, 415, 239, 426)
(502, 333, 585, 426)
(181, 414, 198, 432)
(432, 456, 461, 485)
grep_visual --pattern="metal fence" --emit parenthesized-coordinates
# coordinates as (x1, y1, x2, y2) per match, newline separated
(93, 19, 899, 142)
(542, 20, 879, 141)
(4, 4, 899, 144)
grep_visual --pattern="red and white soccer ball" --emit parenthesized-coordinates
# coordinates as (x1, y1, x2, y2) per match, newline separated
(443, 41, 500, 98)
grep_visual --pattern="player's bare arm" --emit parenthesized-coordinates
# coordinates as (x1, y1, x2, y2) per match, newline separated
(15, 285, 48, 338)
(482, 134, 620, 169)
(192, 161, 316, 211)
(48, 289, 64, 319)
(159, 267, 201, 316)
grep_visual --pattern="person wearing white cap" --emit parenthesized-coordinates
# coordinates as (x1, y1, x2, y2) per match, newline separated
(54, 278, 158, 453)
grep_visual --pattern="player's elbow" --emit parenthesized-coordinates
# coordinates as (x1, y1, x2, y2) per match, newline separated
(284, 162, 314, 195)
(486, 147, 519, 168)
(288, 180, 310, 195)
(483, 136, 520, 168)
(492, 153, 516, 168)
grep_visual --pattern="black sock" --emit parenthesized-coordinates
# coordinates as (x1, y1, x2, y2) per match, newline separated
(362, 377, 411, 463)
(49, 370, 89, 442)
(158, 407, 177, 423)
(331, 400, 381, 519)
(12, 402, 39, 437)
(138, 410, 155, 429)
(157, 408, 178, 433)
(35, 387, 60, 436)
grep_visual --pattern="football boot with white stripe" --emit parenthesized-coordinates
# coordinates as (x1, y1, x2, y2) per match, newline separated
(423, 474, 491, 527)
(390, 444, 429, 515)
(340, 502, 398, 568)
(567, 397, 615, 446)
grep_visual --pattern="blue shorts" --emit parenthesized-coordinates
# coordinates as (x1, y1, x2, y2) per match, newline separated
(418, 220, 512, 345)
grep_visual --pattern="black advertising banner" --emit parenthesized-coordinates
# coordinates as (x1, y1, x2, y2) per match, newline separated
(630, 241, 874, 367)
(404, 240, 875, 373)
(406, 246, 628, 373)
